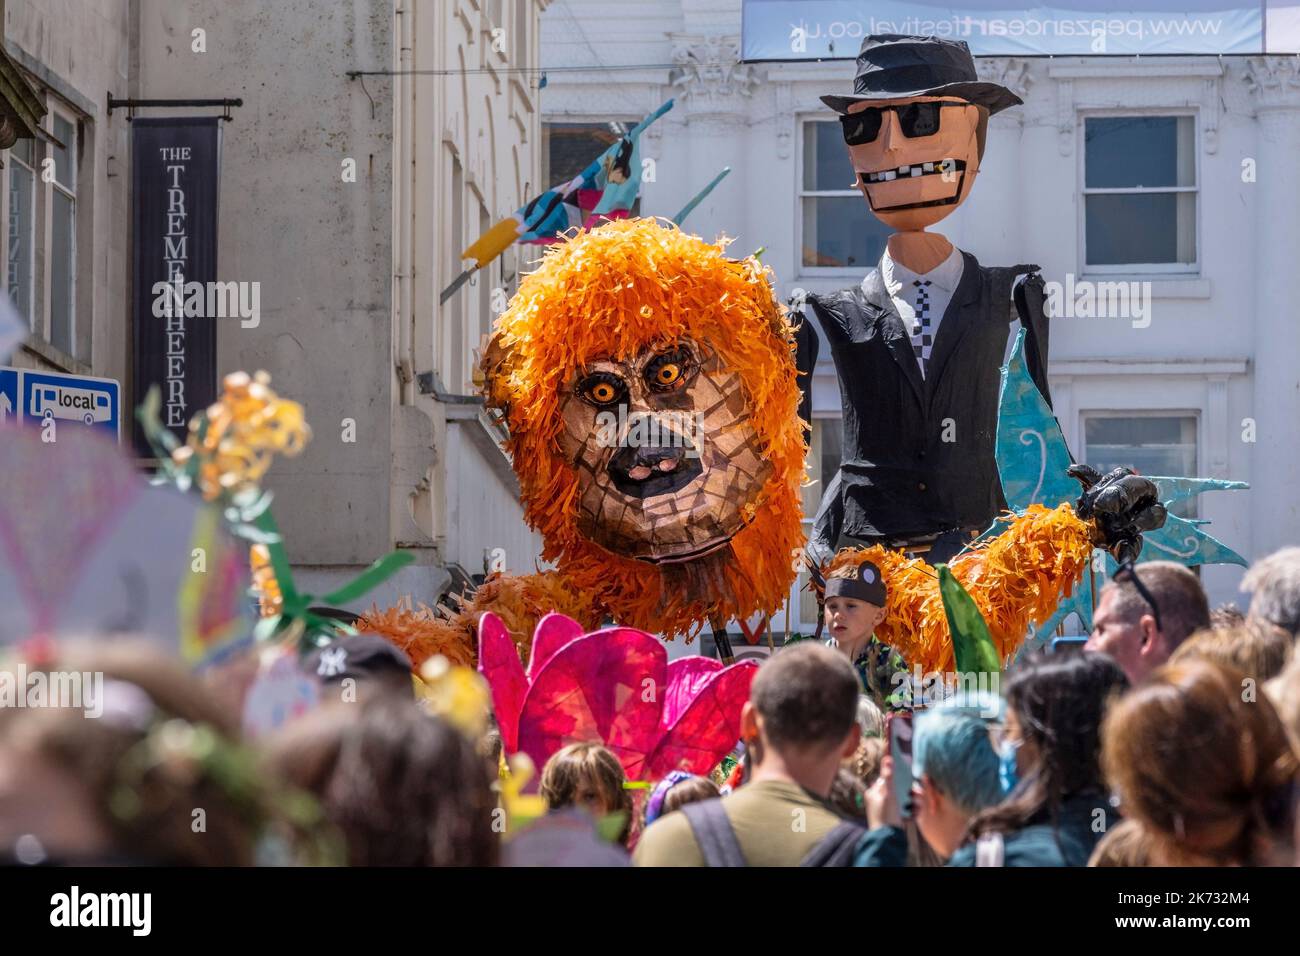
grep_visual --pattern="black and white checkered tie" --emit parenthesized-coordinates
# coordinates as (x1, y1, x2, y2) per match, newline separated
(911, 279, 933, 377)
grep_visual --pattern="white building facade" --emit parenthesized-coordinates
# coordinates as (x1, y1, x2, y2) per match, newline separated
(540, 0, 1299, 630)
(392, 0, 549, 595)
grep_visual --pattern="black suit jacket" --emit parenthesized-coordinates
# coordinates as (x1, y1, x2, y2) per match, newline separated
(798, 251, 1052, 562)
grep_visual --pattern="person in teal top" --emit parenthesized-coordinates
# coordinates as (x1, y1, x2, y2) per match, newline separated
(856, 652, 1129, 867)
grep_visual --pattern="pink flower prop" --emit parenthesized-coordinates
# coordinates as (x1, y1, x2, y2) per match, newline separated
(478, 612, 757, 783)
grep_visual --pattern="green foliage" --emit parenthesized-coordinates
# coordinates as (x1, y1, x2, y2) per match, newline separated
(936, 564, 1002, 679)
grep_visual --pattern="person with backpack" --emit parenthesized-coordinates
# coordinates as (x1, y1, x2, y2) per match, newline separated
(632, 643, 862, 866)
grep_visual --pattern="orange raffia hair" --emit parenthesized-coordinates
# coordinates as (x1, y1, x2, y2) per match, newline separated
(356, 572, 598, 670)
(827, 503, 1095, 673)
(482, 218, 807, 639)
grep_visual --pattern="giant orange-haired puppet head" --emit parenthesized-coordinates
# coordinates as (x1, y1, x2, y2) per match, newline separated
(480, 218, 807, 639)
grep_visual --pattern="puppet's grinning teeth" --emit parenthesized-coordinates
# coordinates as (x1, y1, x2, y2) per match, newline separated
(863, 161, 960, 183)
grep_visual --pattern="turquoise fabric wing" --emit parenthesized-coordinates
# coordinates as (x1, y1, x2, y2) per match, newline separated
(992, 330, 1250, 640)
(995, 329, 1077, 513)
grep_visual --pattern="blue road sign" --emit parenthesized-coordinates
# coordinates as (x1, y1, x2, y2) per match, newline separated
(0, 366, 121, 440)
(0, 368, 17, 428)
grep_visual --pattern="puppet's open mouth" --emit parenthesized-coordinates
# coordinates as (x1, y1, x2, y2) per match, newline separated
(861, 159, 968, 211)
(639, 536, 733, 564)
(608, 440, 703, 499)
(860, 159, 966, 183)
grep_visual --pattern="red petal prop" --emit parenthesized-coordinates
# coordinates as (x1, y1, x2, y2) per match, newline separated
(527, 611, 585, 679)
(663, 656, 724, 727)
(480, 613, 756, 785)
(648, 662, 757, 779)
(518, 627, 664, 781)
(477, 612, 528, 752)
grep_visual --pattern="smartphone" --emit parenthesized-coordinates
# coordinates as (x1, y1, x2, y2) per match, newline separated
(1051, 636, 1088, 654)
(886, 712, 915, 819)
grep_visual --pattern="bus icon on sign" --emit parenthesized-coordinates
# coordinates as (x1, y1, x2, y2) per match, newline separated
(29, 384, 113, 426)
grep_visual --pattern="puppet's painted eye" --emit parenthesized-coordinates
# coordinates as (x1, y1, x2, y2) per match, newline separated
(646, 349, 694, 391)
(655, 363, 682, 385)
(579, 373, 626, 407)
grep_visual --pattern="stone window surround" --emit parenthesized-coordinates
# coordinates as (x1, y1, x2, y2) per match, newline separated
(1, 41, 94, 374)
(3, 91, 89, 375)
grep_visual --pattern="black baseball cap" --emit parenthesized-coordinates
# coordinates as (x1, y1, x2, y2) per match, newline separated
(303, 632, 414, 688)
(825, 560, 887, 606)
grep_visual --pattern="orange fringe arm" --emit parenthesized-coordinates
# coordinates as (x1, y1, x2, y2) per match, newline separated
(356, 598, 477, 671)
(357, 572, 599, 671)
(827, 503, 1095, 673)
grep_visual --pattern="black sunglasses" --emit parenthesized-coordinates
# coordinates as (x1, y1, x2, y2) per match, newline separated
(839, 101, 970, 146)
(1114, 560, 1163, 633)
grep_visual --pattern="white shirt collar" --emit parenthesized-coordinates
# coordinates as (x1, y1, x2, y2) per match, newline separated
(880, 244, 964, 299)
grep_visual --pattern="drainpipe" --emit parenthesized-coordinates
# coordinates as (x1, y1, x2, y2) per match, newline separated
(393, 0, 415, 403)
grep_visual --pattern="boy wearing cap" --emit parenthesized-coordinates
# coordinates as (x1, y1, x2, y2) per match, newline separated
(824, 559, 909, 712)
(800, 34, 1054, 567)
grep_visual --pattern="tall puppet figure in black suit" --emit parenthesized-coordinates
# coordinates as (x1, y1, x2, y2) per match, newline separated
(801, 35, 1052, 567)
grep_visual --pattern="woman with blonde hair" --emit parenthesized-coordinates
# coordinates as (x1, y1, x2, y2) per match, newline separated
(1102, 659, 1298, 866)
(1171, 619, 1292, 683)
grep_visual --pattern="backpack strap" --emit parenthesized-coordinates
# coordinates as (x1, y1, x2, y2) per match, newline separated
(681, 799, 747, 867)
(800, 820, 869, 867)
(975, 832, 1006, 867)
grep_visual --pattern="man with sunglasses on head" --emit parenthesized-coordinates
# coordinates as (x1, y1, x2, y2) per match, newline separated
(1086, 561, 1210, 685)
(800, 35, 1053, 567)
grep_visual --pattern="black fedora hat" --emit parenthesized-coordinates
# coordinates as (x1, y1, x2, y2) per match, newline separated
(822, 34, 1021, 116)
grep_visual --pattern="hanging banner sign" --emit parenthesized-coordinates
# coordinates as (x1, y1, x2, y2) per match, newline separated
(742, 0, 1300, 59)
(131, 117, 222, 454)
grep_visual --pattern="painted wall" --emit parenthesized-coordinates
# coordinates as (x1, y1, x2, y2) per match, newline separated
(134, 0, 397, 580)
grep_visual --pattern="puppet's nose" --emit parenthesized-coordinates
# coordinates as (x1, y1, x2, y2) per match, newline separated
(879, 112, 903, 156)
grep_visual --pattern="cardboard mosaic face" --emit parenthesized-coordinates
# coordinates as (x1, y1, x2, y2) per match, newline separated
(480, 217, 808, 637)
(557, 340, 773, 563)
(846, 95, 984, 232)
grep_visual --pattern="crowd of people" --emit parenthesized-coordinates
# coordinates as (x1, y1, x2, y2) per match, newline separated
(2, 548, 1299, 868)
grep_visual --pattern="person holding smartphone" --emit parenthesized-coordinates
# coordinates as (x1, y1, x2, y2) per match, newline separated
(854, 710, 1002, 866)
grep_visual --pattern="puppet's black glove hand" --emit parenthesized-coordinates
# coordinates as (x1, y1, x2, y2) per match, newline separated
(1069, 465, 1167, 564)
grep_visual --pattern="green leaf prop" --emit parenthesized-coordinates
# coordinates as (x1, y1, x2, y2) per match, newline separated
(936, 564, 1002, 679)
(321, 551, 415, 606)
(252, 509, 300, 609)
(136, 386, 180, 455)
